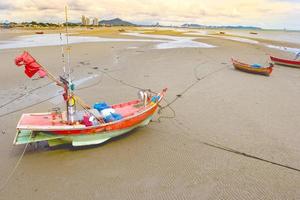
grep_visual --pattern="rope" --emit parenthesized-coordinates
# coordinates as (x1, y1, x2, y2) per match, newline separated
(76, 72, 104, 91)
(159, 65, 228, 112)
(99, 69, 157, 93)
(74, 95, 105, 124)
(74, 95, 90, 109)
(0, 94, 61, 118)
(171, 117, 300, 173)
(203, 141, 300, 172)
(0, 81, 53, 109)
(0, 72, 103, 119)
(0, 132, 31, 192)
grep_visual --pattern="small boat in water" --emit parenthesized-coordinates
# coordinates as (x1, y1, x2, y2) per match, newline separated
(35, 31, 44, 34)
(270, 56, 300, 68)
(250, 32, 258, 35)
(232, 58, 273, 76)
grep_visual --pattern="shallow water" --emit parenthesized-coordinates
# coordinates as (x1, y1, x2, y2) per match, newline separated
(122, 32, 216, 49)
(192, 28, 300, 44)
(0, 34, 165, 50)
(264, 44, 300, 54)
(223, 29, 300, 44)
(214, 35, 259, 44)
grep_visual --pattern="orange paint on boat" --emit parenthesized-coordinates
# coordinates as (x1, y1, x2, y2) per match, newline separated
(232, 58, 273, 76)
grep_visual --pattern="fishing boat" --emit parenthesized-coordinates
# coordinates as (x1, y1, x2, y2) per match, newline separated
(13, 51, 166, 147)
(270, 56, 300, 68)
(35, 31, 44, 34)
(231, 58, 273, 76)
(12, 7, 166, 147)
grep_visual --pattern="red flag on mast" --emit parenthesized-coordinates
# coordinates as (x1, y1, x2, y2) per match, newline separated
(15, 51, 47, 78)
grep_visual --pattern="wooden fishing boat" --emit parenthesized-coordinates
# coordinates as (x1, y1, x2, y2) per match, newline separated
(270, 56, 300, 68)
(231, 58, 273, 76)
(14, 88, 166, 147)
(13, 8, 167, 148)
(13, 47, 166, 147)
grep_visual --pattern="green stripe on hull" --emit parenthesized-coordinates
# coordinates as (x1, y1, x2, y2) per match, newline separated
(69, 116, 153, 146)
(14, 130, 64, 145)
(14, 116, 153, 147)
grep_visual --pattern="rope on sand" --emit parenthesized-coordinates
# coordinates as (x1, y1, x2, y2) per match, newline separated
(171, 117, 300, 173)
(113, 58, 300, 174)
(158, 65, 228, 113)
(0, 81, 53, 109)
(202, 141, 300, 173)
(0, 72, 103, 119)
(0, 139, 30, 192)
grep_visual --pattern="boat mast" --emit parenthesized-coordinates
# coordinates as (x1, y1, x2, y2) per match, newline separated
(63, 5, 76, 124)
(59, 33, 66, 75)
(65, 5, 70, 79)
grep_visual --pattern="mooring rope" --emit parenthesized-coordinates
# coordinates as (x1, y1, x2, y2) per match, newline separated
(2, 55, 298, 197)
(168, 117, 300, 173)
(0, 71, 103, 119)
(0, 81, 53, 109)
(159, 65, 228, 112)
(0, 133, 31, 192)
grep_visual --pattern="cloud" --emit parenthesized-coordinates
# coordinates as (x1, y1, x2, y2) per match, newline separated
(0, 0, 299, 29)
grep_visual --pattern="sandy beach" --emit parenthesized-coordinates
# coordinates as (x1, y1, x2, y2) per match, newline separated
(0, 27, 300, 199)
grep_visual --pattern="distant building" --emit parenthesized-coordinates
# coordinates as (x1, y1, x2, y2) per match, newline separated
(85, 17, 90, 25)
(81, 15, 90, 26)
(92, 18, 98, 26)
(81, 15, 86, 25)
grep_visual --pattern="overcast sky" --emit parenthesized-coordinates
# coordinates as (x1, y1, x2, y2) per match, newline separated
(0, 0, 300, 29)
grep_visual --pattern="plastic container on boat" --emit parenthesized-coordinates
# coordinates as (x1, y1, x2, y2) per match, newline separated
(94, 102, 110, 112)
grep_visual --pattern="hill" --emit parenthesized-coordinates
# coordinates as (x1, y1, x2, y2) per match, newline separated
(181, 23, 261, 29)
(99, 18, 135, 26)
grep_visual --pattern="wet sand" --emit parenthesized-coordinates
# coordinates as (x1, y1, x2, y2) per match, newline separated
(0, 28, 300, 199)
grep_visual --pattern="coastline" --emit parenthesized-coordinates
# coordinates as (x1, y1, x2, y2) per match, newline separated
(0, 27, 300, 199)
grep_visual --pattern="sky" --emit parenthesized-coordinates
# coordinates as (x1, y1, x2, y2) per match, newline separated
(0, 0, 300, 30)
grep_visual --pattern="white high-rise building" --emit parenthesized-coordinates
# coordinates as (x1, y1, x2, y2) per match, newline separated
(81, 15, 90, 26)
(92, 18, 98, 26)
(85, 17, 90, 25)
(81, 15, 86, 25)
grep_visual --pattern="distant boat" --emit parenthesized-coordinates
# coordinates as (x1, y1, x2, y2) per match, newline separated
(35, 31, 44, 34)
(232, 58, 273, 76)
(250, 32, 258, 35)
(270, 56, 300, 68)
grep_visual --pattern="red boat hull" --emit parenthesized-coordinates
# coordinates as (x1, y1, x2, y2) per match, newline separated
(270, 56, 300, 68)
(17, 89, 167, 138)
(52, 103, 157, 135)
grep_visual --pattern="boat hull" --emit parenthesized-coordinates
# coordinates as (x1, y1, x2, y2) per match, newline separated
(232, 58, 272, 76)
(270, 56, 300, 68)
(14, 89, 167, 147)
(15, 115, 152, 147)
